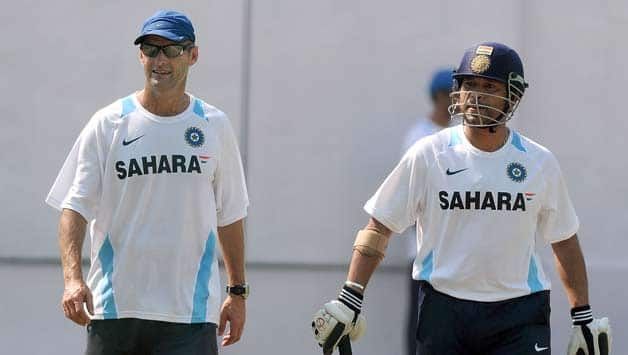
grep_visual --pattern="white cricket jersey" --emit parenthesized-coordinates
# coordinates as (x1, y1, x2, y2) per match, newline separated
(365, 125, 579, 301)
(46, 93, 249, 324)
(400, 118, 452, 260)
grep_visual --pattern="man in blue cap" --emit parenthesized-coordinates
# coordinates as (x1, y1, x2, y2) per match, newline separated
(312, 42, 612, 354)
(402, 68, 454, 153)
(47, 10, 249, 354)
(400, 67, 454, 355)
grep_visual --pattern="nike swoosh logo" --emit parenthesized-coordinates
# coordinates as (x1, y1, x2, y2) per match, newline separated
(122, 135, 144, 146)
(446, 168, 468, 175)
(534, 343, 549, 352)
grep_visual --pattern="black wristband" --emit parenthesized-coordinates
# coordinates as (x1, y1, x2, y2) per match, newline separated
(338, 285, 363, 314)
(571, 304, 593, 325)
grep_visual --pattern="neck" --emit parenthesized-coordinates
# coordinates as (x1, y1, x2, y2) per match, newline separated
(137, 87, 189, 117)
(463, 124, 510, 152)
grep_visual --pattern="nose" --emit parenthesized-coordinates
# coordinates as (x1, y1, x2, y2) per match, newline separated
(470, 91, 486, 105)
(154, 49, 170, 64)
(463, 91, 482, 105)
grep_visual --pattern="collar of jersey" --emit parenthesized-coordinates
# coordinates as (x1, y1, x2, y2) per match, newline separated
(132, 92, 195, 124)
(457, 124, 514, 157)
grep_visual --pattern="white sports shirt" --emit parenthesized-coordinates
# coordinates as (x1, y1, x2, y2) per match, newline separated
(401, 118, 451, 260)
(46, 93, 249, 324)
(365, 125, 579, 301)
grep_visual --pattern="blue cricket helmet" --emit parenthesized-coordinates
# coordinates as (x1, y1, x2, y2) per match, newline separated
(453, 42, 528, 97)
(449, 42, 529, 127)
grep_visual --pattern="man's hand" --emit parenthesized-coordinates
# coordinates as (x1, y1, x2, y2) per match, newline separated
(567, 305, 612, 355)
(218, 295, 246, 346)
(62, 280, 93, 326)
(312, 301, 366, 354)
(312, 285, 366, 354)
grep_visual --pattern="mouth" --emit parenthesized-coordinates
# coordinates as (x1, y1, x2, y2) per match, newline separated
(152, 69, 172, 76)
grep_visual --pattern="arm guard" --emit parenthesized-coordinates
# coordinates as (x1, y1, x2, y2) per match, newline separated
(353, 229, 389, 258)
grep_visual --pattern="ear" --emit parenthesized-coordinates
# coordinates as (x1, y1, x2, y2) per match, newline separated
(188, 46, 199, 66)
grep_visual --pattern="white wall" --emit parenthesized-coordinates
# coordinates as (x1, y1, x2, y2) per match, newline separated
(1, 0, 626, 353)
(245, 0, 522, 264)
(520, 0, 628, 267)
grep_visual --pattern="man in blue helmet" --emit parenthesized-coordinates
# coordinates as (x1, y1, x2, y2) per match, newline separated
(402, 68, 454, 152)
(312, 42, 612, 354)
(46, 10, 249, 354)
(401, 67, 454, 355)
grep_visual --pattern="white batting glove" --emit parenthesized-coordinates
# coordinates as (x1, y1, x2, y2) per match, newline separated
(567, 305, 612, 355)
(312, 285, 366, 353)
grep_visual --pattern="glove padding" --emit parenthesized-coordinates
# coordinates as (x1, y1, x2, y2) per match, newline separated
(567, 317, 612, 355)
(312, 300, 366, 353)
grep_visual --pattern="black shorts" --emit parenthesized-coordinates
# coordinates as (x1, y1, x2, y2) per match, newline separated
(416, 281, 551, 355)
(86, 318, 218, 355)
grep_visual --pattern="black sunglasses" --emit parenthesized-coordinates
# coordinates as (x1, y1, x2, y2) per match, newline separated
(140, 43, 194, 58)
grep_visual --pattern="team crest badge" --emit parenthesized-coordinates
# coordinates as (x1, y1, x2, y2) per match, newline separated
(475, 45, 494, 55)
(471, 54, 491, 74)
(507, 162, 527, 183)
(185, 127, 205, 147)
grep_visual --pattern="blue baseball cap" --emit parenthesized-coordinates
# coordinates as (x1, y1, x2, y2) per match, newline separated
(134, 10, 196, 45)
(428, 68, 454, 98)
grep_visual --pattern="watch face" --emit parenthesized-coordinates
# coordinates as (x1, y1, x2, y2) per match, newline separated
(231, 286, 245, 294)
(226, 284, 249, 298)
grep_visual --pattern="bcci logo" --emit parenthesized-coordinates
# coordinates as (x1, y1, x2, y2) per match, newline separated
(471, 54, 491, 73)
(185, 127, 205, 148)
(507, 162, 527, 183)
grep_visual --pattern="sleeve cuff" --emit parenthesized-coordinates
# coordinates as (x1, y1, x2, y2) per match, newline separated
(217, 208, 248, 227)
(363, 205, 405, 234)
(547, 222, 580, 244)
(58, 201, 94, 222)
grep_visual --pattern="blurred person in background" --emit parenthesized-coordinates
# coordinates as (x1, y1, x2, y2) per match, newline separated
(401, 67, 453, 355)
(402, 68, 454, 152)
(312, 42, 611, 355)
(45, 10, 249, 355)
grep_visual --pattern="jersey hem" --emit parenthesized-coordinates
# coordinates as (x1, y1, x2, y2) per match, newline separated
(90, 311, 219, 325)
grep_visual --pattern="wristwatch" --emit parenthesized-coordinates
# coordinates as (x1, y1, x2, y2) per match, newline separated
(225, 283, 250, 299)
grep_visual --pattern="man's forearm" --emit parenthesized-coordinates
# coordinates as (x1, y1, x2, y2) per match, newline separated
(347, 250, 383, 290)
(217, 219, 246, 285)
(59, 209, 88, 283)
(346, 218, 392, 291)
(552, 234, 589, 307)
